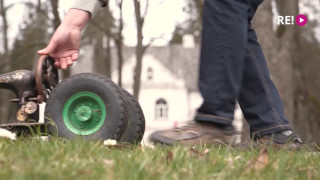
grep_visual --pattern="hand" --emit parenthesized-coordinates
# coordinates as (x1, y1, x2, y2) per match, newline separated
(38, 25, 81, 69)
(37, 9, 90, 69)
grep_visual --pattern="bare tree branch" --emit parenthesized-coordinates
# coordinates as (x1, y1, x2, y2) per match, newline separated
(142, 0, 149, 19)
(142, 34, 165, 54)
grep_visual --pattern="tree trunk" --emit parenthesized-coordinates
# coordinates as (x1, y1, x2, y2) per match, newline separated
(0, 0, 9, 72)
(105, 36, 111, 78)
(89, 4, 113, 79)
(0, 0, 12, 123)
(49, 0, 61, 29)
(116, 41, 123, 87)
(116, 0, 124, 87)
(133, 0, 145, 100)
(37, 0, 41, 12)
(94, 31, 109, 77)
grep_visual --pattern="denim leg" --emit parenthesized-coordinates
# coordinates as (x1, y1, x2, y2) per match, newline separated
(238, 1, 292, 137)
(195, 0, 249, 125)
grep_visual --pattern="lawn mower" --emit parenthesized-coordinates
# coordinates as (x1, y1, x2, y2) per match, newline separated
(0, 55, 145, 144)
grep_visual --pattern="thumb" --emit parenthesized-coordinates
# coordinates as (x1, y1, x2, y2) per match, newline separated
(37, 42, 57, 55)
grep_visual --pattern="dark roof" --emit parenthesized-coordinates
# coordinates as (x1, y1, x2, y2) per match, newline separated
(111, 45, 200, 92)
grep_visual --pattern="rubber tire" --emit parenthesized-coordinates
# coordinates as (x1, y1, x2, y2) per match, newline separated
(120, 89, 145, 144)
(45, 73, 127, 141)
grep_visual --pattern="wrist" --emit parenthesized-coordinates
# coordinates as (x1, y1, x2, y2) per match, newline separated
(62, 9, 90, 30)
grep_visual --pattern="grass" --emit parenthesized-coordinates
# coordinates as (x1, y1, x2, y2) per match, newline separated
(0, 137, 319, 180)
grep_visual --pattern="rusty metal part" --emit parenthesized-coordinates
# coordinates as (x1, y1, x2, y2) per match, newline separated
(17, 107, 27, 122)
(10, 99, 20, 103)
(0, 70, 39, 124)
(35, 55, 59, 102)
(28, 95, 44, 103)
(25, 101, 38, 114)
(0, 70, 36, 102)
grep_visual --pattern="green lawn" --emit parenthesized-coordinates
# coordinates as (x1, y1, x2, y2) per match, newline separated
(0, 138, 319, 180)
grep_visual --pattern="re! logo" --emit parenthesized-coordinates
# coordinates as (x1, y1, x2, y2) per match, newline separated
(277, 14, 307, 26)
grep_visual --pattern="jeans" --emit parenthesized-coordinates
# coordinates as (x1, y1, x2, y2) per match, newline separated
(195, 0, 292, 137)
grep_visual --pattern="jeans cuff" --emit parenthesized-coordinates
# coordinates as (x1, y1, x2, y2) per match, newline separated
(251, 125, 292, 138)
(195, 112, 233, 125)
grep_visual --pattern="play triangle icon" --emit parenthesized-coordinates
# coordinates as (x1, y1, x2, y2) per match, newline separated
(300, 18, 304, 23)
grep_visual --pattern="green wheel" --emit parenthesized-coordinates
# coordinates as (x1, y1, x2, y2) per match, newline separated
(62, 92, 107, 135)
(45, 73, 128, 140)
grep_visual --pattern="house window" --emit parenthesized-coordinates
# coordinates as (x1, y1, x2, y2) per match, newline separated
(147, 67, 153, 80)
(155, 98, 168, 121)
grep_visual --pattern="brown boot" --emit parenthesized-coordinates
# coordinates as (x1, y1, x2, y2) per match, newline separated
(149, 121, 238, 146)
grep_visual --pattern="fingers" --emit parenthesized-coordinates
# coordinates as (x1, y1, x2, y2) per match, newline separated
(37, 42, 57, 55)
(54, 58, 67, 69)
(60, 58, 67, 69)
(53, 52, 79, 70)
(66, 57, 73, 66)
(54, 55, 75, 70)
(54, 61, 61, 69)
(71, 53, 79, 61)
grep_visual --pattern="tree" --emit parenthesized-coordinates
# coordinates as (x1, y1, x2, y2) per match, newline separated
(171, 0, 203, 44)
(0, 0, 10, 123)
(132, 0, 153, 100)
(0, 0, 9, 72)
(86, 1, 115, 78)
(49, 0, 61, 29)
(114, 0, 124, 87)
(91, 0, 125, 84)
(10, 0, 50, 70)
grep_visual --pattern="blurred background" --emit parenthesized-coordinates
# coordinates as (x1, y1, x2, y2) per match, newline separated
(0, 0, 319, 144)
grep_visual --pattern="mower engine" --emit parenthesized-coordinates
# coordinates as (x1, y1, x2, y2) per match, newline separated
(0, 55, 58, 129)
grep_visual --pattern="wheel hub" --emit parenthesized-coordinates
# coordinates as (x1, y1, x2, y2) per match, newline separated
(75, 106, 92, 122)
(63, 92, 106, 135)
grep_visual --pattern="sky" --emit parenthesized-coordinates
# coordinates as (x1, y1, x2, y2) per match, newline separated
(4, 0, 187, 48)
